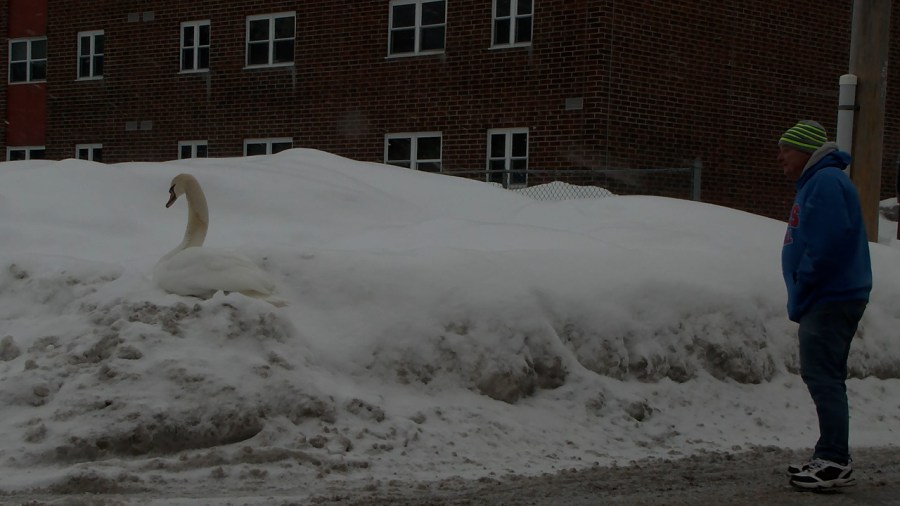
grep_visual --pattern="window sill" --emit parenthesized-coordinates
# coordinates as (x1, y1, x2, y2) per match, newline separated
(179, 69, 210, 75)
(385, 50, 446, 59)
(243, 63, 295, 70)
(8, 80, 47, 85)
(490, 43, 532, 50)
(76, 76, 104, 81)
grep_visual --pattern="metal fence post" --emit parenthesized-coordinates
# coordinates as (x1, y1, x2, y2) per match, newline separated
(691, 159, 702, 201)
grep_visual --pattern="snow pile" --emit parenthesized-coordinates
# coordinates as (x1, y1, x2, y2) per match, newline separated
(0, 150, 898, 501)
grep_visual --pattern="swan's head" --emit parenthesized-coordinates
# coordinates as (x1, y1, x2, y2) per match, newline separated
(166, 173, 198, 208)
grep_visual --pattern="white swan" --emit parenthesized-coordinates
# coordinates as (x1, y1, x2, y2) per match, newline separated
(153, 173, 286, 306)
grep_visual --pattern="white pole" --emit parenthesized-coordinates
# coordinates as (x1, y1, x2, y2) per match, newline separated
(836, 74, 858, 158)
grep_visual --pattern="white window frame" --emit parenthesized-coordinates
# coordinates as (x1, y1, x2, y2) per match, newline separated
(8, 37, 47, 84)
(387, 0, 446, 57)
(77, 30, 104, 80)
(180, 20, 211, 73)
(245, 12, 296, 68)
(243, 138, 293, 156)
(384, 132, 443, 173)
(178, 140, 208, 159)
(487, 128, 529, 189)
(6, 146, 46, 161)
(491, 0, 533, 48)
(76, 143, 103, 161)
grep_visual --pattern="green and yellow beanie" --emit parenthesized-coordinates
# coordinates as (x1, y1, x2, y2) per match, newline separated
(779, 120, 827, 153)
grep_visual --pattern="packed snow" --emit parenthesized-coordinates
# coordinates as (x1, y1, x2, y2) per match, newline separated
(0, 150, 898, 502)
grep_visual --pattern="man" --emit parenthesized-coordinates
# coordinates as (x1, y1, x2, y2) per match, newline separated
(778, 120, 872, 489)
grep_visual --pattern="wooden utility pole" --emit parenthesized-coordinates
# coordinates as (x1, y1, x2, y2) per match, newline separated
(848, 0, 891, 242)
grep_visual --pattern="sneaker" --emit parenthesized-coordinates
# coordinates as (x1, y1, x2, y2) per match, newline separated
(787, 460, 812, 475)
(789, 458, 856, 489)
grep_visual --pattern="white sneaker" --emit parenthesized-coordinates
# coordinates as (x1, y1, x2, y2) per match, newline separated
(789, 458, 855, 489)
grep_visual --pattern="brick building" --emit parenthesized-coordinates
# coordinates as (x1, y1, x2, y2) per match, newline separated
(2, 0, 899, 219)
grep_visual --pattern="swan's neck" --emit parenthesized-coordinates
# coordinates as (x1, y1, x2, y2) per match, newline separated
(181, 178, 209, 249)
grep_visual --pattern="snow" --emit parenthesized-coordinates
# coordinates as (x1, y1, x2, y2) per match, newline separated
(0, 149, 898, 501)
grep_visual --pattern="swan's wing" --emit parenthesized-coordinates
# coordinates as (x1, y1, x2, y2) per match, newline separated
(154, 247, 276, 297)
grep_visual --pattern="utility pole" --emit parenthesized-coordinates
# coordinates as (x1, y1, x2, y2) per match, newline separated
(848, 0, 891, 242)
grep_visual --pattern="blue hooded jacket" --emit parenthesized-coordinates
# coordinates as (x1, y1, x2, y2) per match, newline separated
(781, 143, 872, 322)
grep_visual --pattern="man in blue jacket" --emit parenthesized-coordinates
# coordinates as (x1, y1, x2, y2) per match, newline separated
(778, 120, 872, 490)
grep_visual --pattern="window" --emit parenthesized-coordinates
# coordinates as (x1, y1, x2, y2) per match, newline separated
(246, 13, 295, 67)
(487, 128, 528, 188)
(385, 133, 442, 173)
(181, 21, 210, 72)
(493, 0, 533, 47)
(179, 141, 208, 159)
(8, 38, 47, 83)
(244, 138, 293, 156)
(76, 144, 103, 162)
(6, 146, 46, 161)
(388, 0, 446, 56)
(77, 31, 104, 79)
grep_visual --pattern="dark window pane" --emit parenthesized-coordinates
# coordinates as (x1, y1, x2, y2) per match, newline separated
(417, 161, 441, 173)
(95, 35, 104, 54)
(390, 30, 415, 54)
(180, 145, 192, 159)
(490, 134, 505, 158)
(246, 143, 266, 156)
(196, 144, 208, 157)
(8, 149, 26, 161)
(272, 142, 292, 154)
(94, 55, 104, 76)
(183, 26, 195, 47)
(387, 138, 411, 162)
(32, 39, 47, 59)
(31, 61, 46, 80)
(79, 57, 90, 77)
(30, 149, 46, 160)
(10, 62, 27, 82)
(200, 25, 210, 45)
(273, 40, 294, 63)
(515, 17, 532, 43)
(511, 158, 527, 182)
(422, 1, 445, 25)
(274, 16, 294, 38)
(496, 0, 511, 17)
(512, 133, 527, 157)
(249, 19, 269, 42)
(77, 148, 89, 160)
(198, 48, 209, 69)
(392, 4, 416, 28)
(494, 20, 510, 45)
(417, 136, 441, 160)
(420, 26, 444, 51)
(11, 41, 27, 60)
(80, 37, 91, 56)
(488, 160, 505, 184)
(248, 42, 269, 65)
(518, 0, 533, 14)
(93, 148, 103, 162)
(182, 49, 194, 70)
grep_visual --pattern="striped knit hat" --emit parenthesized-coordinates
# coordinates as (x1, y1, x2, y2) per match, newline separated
(779, 120, 827, 153)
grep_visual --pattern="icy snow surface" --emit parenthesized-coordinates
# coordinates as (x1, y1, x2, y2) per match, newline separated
(0, 150, 898, 500)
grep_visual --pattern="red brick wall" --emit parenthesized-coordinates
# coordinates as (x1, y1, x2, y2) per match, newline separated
(1, 0, 8, 148)
(9, 0, 46, 37)
(10, 0, 900, 219)
(6, 84, 46, 145)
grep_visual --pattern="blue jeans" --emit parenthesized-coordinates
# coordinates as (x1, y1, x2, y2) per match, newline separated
(798, 299, 867, 464)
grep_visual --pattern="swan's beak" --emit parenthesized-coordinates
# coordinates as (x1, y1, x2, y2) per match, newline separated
(166, 190, 178, 208)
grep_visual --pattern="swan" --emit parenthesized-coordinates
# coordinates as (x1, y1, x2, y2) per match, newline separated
(153, 173, 286, 306)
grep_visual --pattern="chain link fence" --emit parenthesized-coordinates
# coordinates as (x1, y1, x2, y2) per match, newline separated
(445, 161, 702, 202)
